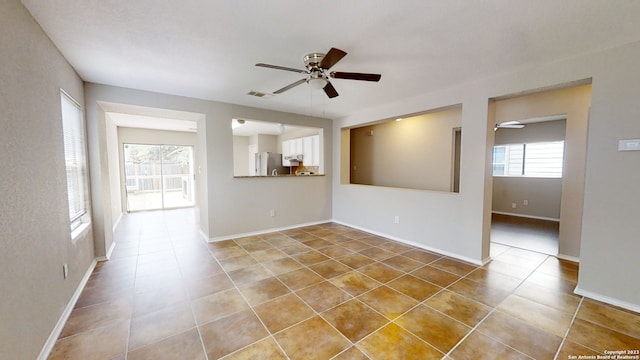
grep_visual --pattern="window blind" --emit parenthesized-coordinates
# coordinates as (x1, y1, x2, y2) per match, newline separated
(60, 91, 87, 228)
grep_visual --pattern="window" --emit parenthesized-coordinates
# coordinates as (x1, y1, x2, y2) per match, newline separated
(60, 90, 89, 232)
(492, 141, 564, 178)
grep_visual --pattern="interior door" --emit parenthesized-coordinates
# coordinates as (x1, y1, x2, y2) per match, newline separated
(123, 144, 195, 212)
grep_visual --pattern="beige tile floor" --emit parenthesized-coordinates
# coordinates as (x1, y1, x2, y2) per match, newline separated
(49, 209, 640, 359)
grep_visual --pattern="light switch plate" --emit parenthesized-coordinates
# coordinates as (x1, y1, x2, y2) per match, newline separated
(618, 139, 640, 151)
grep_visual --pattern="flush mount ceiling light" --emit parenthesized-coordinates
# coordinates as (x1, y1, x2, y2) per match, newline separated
(307, 70, 328, 89)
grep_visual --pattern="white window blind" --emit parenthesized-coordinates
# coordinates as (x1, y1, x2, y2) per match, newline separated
(61, 91, 88, 229)
(492, 141, 564, 178)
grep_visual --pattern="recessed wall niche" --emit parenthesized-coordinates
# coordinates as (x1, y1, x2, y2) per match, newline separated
(342, 106, 462, 192)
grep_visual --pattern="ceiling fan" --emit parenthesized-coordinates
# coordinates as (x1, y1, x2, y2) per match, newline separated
(255, 47, 381, 99)
(494, 120, 525, 131)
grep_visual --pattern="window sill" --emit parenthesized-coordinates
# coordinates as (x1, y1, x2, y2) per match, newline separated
(71, 222, 91, 242)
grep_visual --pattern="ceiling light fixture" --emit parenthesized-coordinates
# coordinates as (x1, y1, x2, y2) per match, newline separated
(396, 118, 403, 122)
(231, 118, 245, 129)
(307, 70, 328, 89)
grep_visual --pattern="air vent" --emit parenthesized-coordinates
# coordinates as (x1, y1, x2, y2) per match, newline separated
(247, 91, 273, 98)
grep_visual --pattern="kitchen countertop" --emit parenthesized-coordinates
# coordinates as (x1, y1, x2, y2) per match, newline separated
(234, 174, 325, 178)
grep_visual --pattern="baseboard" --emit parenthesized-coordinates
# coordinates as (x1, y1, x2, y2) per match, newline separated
(557, 253, 580, 263)
(574, 286, 640, 313)
(208, 219, 333, 243)
(37, 258, 97, 360)
(96, 241, 117, 262)
(331, 219, 484, 266)
(492, 211, 560, 222)
(199, 228, 209, 242)
(112, 212, 123, 232)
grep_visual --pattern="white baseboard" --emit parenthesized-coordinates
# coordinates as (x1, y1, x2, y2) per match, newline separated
(96, 241, 117, 262)
(199, 228, 209, 242)
(37, 258, 97, 360)
(492, 211, 560, 222)
(331, 219, 484, 266)
(207, 219, 333, 243)
(112, 213, 123, 232)
(574, 286, 640, 313)
(557, 253, 580, 263)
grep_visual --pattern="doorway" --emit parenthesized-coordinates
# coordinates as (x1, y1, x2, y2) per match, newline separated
(487, 83, 592, 260)
(123, 143, 195, 212)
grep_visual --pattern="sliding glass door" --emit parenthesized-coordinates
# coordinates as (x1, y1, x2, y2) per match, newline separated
(123, 144, 195, 212)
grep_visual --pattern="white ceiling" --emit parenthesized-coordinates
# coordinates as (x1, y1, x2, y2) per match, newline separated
(21, 0, 640, 119)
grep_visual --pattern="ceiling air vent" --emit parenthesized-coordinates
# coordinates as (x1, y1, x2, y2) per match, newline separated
(247, 90, 273, 98)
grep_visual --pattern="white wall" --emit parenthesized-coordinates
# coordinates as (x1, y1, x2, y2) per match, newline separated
(333, 41, 640, 310)
(84, 84, 333, 249)
(0, 1, 95, 358)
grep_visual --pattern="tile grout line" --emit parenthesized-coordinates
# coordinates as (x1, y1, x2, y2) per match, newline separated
(122, 219, 144, 360)
(553, 296, 585, 360)
(204, 234, 293, 360)
(230, 228, 435, 358)
(442, 252, 555, 359)
(169, 221, 213, 360)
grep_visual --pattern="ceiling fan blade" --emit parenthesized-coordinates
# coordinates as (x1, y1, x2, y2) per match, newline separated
(273, 78, 307, 94)
(256, 63, 308, 74)
(323, 81, 339, 98)
(330, 71, 381, 82)
(320, 48, 347, 69)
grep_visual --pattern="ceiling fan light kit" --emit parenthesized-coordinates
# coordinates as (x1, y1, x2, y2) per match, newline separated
(494, 120, 525, 131)
(256, 47, 381, 99)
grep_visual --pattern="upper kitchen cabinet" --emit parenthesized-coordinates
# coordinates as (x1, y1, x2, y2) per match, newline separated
(283, 134, 320, 167)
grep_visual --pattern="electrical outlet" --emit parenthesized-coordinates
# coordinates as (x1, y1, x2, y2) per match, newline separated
(62, 264, 68, 279)
(394, 215, 400, 224)
(523, 200, 529, 206)
(269, 209, 276, 217)
(511, 203, 517, 209)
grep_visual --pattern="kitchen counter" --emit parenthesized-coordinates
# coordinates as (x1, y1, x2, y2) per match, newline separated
(234, 174, 324, 178)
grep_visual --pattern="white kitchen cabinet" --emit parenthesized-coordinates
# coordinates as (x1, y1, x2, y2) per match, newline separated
(282, 135, 320, 167)
(303, 135, 320, 166)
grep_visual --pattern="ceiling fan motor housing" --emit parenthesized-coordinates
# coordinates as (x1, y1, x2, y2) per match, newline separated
(304, 52, 325, 69)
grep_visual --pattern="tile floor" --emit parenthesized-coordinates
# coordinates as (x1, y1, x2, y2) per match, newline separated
(49, 209, 640, 359)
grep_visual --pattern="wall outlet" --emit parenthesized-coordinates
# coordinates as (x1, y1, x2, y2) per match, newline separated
(511, 203, 517, 209)
(394, 215, 400, 224)
(269, 209, 276, 217)
(523, 199, 529, 206)
(62, 264, 68, 279)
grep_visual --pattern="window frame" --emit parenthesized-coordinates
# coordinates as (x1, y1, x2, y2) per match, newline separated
(492, 140, 565, 179)
(60, 89, 90, 237)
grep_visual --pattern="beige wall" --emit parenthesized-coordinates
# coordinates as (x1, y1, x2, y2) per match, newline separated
(349, 107, 462, 191)
(233, 136, 250, 176)
(492, 86, 591, 258)
(0, 1, 95, 358)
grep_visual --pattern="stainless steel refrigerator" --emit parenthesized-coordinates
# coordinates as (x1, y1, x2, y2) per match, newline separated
(255, 152, 288, 176)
